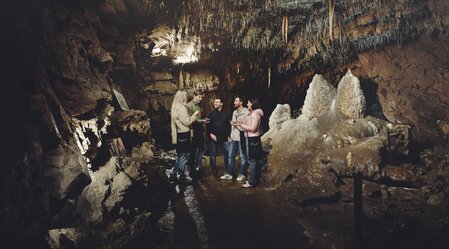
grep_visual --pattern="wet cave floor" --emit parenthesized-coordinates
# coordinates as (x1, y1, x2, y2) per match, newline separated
(129, 156, 448, 249)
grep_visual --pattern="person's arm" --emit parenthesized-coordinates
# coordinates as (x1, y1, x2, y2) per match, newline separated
(178, 106, 198, 126)
(207, 112, 218, 141)
(206, 112, 213, 134)
(171, 117, 177, 144)
(240, 114, 260, 133)
(225, 112, 232, 139)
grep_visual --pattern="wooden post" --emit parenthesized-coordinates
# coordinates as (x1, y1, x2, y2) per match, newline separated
(354, 172, 363, 248)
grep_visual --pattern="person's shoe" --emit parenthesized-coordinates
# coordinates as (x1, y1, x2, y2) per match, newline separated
(220, 174, 233, 180)
(241, 181, 253, 188)
(236, 174, 246, 182)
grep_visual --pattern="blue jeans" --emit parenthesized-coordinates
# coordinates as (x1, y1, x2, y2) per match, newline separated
(174, 152, 189, 175)
(209, 141, 229, 171)
(248, 158, 258, 185)
(228, 140, 248, 175)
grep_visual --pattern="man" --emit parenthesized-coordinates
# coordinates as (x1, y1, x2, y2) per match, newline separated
(186, 89, 207, 173)
(227, 96, 249, 181)
(206, 97, 231, 177)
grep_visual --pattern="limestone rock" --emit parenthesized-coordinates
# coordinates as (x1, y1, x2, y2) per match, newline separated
(97, 0, 128, 22)
(104, 172, 133, 213)
(78, 158, 118, 225)
(381, 165, 424, 187)
(322, 137, 384, 179)
(131, 141, 154, 159)
(335, 70, 366, 119)
(262, 104, 291, 142)
(302, 74, 337, 119)
(427, 192, 445, 205)
(179, 70, 219, 91)
(150, 71, 173, 82)
(111, 110, 151, 136)
(44, 145, 91, 199)
(47, 228, 81, 249)
(144, 81, 177, 95)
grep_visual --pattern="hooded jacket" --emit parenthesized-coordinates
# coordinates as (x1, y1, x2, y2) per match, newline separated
(171, 105, 198, 144)
(240, 108, 264, 137)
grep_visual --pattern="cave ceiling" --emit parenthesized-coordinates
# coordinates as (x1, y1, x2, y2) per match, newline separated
(126, 0, 442, 72)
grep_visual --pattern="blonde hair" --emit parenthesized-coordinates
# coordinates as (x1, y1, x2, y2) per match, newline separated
(171, 90, 188, 119)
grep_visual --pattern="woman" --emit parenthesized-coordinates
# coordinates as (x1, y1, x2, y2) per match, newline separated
(236, 99, 264, 188)
(171, 90, 199, 182)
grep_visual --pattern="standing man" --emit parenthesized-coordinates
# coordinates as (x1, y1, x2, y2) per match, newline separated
(186, 89, 207, 173)
(206, 96, 231, 177)
(228, 96, 249, 181)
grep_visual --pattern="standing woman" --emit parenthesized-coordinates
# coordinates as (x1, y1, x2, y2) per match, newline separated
(171, 90, 199, 182)
(236, 99, 264, 188)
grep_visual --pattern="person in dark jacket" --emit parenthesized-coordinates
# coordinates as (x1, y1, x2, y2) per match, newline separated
(206, 97, 231, 176)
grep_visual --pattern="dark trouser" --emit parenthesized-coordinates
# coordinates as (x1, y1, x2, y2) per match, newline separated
(189, 130, 205, 170)
(174, 132, 190, 175)
(245, 136, 263, 186)
(209, 141, 230, 172)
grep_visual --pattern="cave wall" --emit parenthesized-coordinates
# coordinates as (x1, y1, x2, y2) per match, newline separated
(0, 0, 170, 247)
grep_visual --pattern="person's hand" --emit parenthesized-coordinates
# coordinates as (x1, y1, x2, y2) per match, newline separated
(210, 133, 217, 141)
(227, 136, 232, 142)
(203, 118, 210, 124)
(193, 110, 200, 116)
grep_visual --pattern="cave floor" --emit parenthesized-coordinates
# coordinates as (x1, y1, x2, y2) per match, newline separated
(129, 156, 447, 249)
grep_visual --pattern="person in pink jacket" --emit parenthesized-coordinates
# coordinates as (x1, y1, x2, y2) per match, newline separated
(236, 99, 264, 188)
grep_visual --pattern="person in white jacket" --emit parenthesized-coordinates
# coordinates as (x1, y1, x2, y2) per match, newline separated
(170, 90, 199, 182)
(224, 96, 249, 181)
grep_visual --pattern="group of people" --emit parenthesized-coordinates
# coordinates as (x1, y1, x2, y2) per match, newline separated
(170, 89, 265, 188)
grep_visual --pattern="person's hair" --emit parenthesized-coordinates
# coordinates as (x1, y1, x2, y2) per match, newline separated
(214, 95, 224, 103)
(234, 95, 245, 104)
(193, 89, 204, 96)
(171, 90, 188, 119)
(249, 98, 261, 110)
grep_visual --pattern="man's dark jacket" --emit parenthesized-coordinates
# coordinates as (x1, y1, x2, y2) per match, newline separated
(206, 109, 231, 143)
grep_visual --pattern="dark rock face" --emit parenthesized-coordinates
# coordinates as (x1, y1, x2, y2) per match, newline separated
(1, 0, 170, 247)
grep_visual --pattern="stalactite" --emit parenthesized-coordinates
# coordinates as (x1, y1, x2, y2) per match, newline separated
(282, 15, 288, 43)
(328, 0, 336, 42)
(179, 66, 184, 89)
(267, 66, 271, 88)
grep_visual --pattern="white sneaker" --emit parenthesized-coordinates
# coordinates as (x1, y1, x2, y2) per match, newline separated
(220, 174, 233, 180)
(236, 174, 246, 182)
(242, 181, 253, 188)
